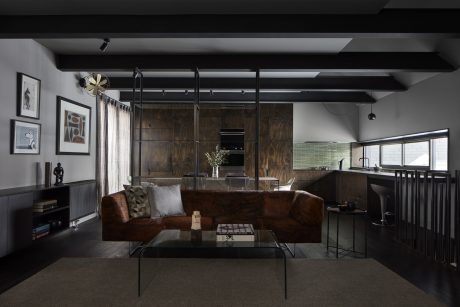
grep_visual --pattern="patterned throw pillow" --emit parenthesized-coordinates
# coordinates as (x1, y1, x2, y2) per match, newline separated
(124, 186, 151, 218)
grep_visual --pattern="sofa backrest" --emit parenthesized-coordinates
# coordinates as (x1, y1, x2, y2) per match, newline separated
(181, 190, 296, 218)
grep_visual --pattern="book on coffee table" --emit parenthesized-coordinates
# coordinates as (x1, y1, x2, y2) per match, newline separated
(216, 224, 255, 242)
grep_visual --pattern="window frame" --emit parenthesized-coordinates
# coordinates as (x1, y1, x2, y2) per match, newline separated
(402, 140, 430, 169)
(430, 137, 449, 171)
(360, 129, 449, 171)
(380, 142, 403, 169)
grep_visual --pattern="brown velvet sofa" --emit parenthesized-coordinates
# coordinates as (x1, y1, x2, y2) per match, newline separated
(101, 190, 324, 243)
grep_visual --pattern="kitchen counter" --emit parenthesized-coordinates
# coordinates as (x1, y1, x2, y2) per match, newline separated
(337, 169, 395, 179)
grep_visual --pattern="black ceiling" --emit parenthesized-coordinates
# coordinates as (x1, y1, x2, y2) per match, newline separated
(2, 8, 458, 104)
(1, 10, 460, 38)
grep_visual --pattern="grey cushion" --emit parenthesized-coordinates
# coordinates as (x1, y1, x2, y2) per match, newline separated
(150, 184, 185, 217)
(124, 185, 151, 218)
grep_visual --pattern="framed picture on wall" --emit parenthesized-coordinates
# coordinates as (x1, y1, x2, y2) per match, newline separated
(17, 73, 41, 119)
(10, 120, 41, 154)
(56, 96, 91, 155)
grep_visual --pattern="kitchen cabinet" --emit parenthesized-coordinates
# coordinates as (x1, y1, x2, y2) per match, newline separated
(335, 172, 368, 209)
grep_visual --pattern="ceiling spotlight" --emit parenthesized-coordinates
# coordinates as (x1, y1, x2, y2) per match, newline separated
(162, 90, 166, 96)
(185, 89, 189, 95)
(210, 89, 214, 96)
(99, 38, 110, 52)
(368, 103, 376, 120)
(241, 90, 245, 95)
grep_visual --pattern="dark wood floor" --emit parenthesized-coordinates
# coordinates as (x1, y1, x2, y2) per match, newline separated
(0, 216, 459, 306)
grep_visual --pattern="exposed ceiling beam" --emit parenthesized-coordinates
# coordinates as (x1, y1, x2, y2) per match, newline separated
(110, 76, 406, 92)
(1, 10, 460, 38)
(57, 53, 454, 72)
(119, 91, 376, 103)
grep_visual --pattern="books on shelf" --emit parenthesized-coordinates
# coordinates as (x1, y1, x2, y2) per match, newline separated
(32, 223, 50, 240)
(33, 223, 50, 233)
(32, 231, 49, 240)
(33, 199, 58, 212)
(216, 224, 255, 242)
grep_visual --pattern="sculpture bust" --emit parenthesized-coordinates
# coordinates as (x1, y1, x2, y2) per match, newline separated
(53, 162, 64, 186)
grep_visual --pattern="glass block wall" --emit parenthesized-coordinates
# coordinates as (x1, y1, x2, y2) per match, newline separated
(293, 143, 351, 170)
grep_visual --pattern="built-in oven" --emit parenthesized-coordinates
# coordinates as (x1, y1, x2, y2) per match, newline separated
(220, 129, 244, 168)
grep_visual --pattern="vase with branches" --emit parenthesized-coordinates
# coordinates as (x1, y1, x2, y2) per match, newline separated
(205, 145, 229, 178)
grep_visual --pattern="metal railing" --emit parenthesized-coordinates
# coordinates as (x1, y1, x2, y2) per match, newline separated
(395, 170, 457, 269)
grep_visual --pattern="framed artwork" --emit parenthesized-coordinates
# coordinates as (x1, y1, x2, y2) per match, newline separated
(10, 120, 41, 155)
(56, 96, 91, 155)
(17, 73, 41, 119)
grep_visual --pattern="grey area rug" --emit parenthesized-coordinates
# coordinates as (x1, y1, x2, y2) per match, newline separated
(0, 258, 444, 307)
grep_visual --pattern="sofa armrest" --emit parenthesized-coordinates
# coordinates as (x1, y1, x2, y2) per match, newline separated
(101, 191, 130, 224)
(290, 190, 324, 226)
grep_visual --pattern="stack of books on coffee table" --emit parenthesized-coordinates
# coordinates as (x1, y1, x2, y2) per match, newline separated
(216, 224, 255, 242)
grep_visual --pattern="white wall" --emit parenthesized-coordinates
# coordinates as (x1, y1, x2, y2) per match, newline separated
(358, 69, 460, 172)
(0, 39, 96, 189)
(293, 102, 359, 143)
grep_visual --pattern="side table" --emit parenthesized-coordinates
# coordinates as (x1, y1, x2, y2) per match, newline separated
(326, 206, 368, 258)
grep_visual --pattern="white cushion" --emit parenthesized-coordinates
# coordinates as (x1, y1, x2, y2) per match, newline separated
(150, 184, 185, 217)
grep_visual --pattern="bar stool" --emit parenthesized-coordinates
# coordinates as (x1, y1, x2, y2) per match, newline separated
(370, 184, 394, 226)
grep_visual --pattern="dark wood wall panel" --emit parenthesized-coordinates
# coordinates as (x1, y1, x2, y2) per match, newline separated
(172, 142, 194, 176)
(141, 142, 172, 175)
(138, 104, 293, 183)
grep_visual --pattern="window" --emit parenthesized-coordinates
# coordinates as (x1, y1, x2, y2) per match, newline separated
(404, 141, 429, 167)
(381, 144, 402, 166)
(432, 138, 448, 171)
(359, 129, 449, 171)
(364, 145, 380, 167)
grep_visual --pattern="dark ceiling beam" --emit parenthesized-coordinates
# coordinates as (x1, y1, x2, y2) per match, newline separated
(119, 91, 376, 104)
(1, 10, 460, 38)
(110, 76, 406, 91)
(57, 53, 454, 72)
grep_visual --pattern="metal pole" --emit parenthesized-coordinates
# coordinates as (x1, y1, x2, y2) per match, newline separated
(454, 170, 460, 271)
(138, 69, 144, 184)
(193, 68, 200, 190)
(130, 69, 137, 181)
(255, 69, 260, 190)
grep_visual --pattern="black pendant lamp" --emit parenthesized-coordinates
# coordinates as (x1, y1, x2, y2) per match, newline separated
(368, 92, 376, 120)
(368, 103, 376, 120)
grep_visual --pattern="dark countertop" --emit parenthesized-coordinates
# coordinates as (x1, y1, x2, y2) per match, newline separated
(337, 169, 395, 179)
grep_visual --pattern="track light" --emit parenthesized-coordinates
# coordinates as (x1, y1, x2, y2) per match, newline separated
(241, 90, 245, 95)
(210, 89, 214, 96)
(100, 38, 110, 52)
(162, 90, 166, 96)
(185, 89, 189, 95)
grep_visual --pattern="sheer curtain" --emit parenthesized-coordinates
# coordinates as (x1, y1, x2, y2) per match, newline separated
(97, 94, 131, 207)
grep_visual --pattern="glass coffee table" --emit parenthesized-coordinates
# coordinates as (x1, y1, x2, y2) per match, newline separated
(138, 229, 287, 298)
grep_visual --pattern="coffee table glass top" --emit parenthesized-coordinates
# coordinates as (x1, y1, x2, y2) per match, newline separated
(143, 229, 280, 249)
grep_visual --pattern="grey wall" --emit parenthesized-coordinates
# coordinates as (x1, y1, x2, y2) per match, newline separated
(0, 39, 96, 189)
(293, 102, 359, 143)
(359, 69, 460, 172)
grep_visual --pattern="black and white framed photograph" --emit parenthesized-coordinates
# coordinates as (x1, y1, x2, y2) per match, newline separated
(17, 72, 41, 119)
(10, 120, 41, 155)
(56, 96, 91, 155)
